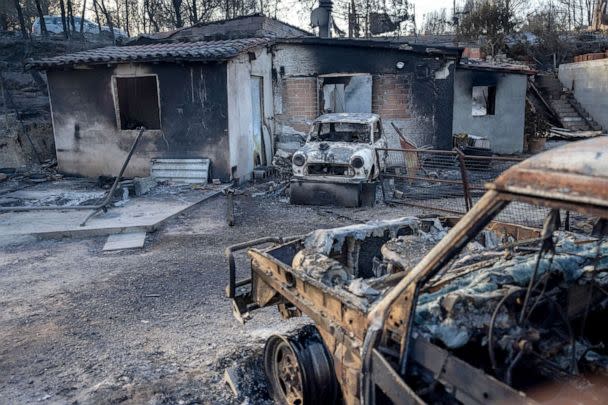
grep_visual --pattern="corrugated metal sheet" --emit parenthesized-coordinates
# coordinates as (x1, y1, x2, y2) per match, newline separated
(151, 158, 210, 184)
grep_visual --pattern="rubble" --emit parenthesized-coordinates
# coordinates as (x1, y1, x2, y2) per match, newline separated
(133, 176, 157, 196)
(409, 232, 608, 394)
(271, 149, 293, 178)
(549, 127, 605, 140)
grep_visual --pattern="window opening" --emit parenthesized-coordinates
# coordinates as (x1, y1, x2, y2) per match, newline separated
(115, 76, 161, 130)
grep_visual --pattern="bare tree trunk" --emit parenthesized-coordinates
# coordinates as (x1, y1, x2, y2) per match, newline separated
(172, 0, 183, 28)
(144, 0, 160, 32)
(67, 0, 76, 33)
(34, 0, 48, 36)
(192, 0, 198, 23)
(99, 0, 116, 43)
(58, 0, 69, 38)
(93, 0, 103, 33)
(125, 0, 130, 37)
(13, 0, 29, 39)
(142, 6, 147, 33)
(80, 0, 87, 32)
(114, 0, 121, 30)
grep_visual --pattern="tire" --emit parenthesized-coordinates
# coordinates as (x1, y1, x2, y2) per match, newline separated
(264, 326, 339, 405)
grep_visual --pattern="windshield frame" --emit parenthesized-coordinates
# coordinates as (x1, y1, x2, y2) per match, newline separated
(307, 121, 375, 144)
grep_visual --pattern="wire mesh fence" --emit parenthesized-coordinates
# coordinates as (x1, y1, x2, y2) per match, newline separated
(376, 148, 550, 228)
(377, 148, 470, 214)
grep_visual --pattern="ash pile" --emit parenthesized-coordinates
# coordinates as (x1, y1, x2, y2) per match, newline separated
(414, 231, 608, 397)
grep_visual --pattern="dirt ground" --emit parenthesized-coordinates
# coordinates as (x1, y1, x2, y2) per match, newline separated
(0, 191, 428, 405)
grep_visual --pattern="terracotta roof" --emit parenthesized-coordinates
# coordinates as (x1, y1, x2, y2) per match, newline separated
(28, 37, 271, 68)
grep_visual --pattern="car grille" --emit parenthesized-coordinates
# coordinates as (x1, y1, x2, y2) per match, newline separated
(306, 163, 352, 176)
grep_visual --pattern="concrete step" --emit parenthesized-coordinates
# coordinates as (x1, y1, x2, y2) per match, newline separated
(553, 107, 577, 114)
(558, 111, 581, 118)
(564, 123, 593, 131)
(552, 105, 576, 111)
(561, 116, 584, 122)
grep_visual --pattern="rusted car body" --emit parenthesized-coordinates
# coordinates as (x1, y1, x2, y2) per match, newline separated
(290, 113, 387, 207)
(227, 138, 608, 404)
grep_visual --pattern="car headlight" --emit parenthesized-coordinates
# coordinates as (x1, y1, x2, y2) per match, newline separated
(351, 156, 364, 169)
(293, 153, 306, 167)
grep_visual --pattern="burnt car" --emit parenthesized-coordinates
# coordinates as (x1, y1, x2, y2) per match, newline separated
(290, 113, 387, 207)
(227, 138, 608, 404)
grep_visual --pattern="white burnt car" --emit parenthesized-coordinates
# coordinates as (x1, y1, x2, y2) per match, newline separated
(290, 113, 387, 207)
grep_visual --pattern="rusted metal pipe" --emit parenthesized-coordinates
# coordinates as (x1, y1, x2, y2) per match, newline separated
(225, 236, 284, 298)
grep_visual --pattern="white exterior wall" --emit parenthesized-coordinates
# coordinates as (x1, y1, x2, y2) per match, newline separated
(559, 59, 608, 130)
(226, 48, 274, 181)
(452, 69, 527, 154)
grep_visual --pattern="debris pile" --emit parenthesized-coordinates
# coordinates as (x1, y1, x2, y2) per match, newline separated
(549, 127, 605, 140)
(414, 233, 608, 391)
(271, 149, 293, 178)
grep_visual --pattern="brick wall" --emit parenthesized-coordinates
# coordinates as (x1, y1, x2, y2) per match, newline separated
(372, 74, 412, 119)
(282, 77, 318, 121)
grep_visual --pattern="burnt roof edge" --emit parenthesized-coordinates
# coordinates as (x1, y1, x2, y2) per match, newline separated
(457, 63, 536, 75)
(25, 39, 273, 70)
(274, 37, 462, 57)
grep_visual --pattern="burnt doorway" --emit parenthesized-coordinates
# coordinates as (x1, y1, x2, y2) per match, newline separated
(250, 76, 268, 166)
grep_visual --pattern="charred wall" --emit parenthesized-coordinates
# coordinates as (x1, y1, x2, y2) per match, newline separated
(272, 43, 456, 151)
(47, 62, 230, 179)
(452, 68, 527, 154)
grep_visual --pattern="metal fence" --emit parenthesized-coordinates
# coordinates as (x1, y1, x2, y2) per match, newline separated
(375, 148, 550, 228)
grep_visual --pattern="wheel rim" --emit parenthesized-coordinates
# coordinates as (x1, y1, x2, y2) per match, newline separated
(274, 341, 304, 404)
(264, 328, 339, 405)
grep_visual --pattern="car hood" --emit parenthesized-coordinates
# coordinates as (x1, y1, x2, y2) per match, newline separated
(298, 142, 373, 164)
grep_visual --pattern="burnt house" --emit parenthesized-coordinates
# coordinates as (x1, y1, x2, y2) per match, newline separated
(30, 38, 276, 181)
(272, 38, 460, 151)
(30, 15, 468, 182)
(29, 15, 311, 182)
(452, 62, 534, 154)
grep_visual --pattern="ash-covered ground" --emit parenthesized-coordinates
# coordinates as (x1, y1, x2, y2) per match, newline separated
(0, 190, 427, 404)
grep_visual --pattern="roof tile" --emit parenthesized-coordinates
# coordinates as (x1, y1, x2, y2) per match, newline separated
(28, 37, 271, 68)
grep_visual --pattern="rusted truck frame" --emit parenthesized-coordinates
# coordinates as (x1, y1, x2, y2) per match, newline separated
(227, 138, 608, 404)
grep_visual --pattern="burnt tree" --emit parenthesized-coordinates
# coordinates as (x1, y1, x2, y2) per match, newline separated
(124, 0, 130, 37)
(58, 0, 69, 38)
(79, 0, 87, 32)
(172, 0, 184, 28)
(34, 0, 48, 36)
(67, 0, 76, 33)
(93, 0, 103, 32)
(13, 0, 29, 39)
